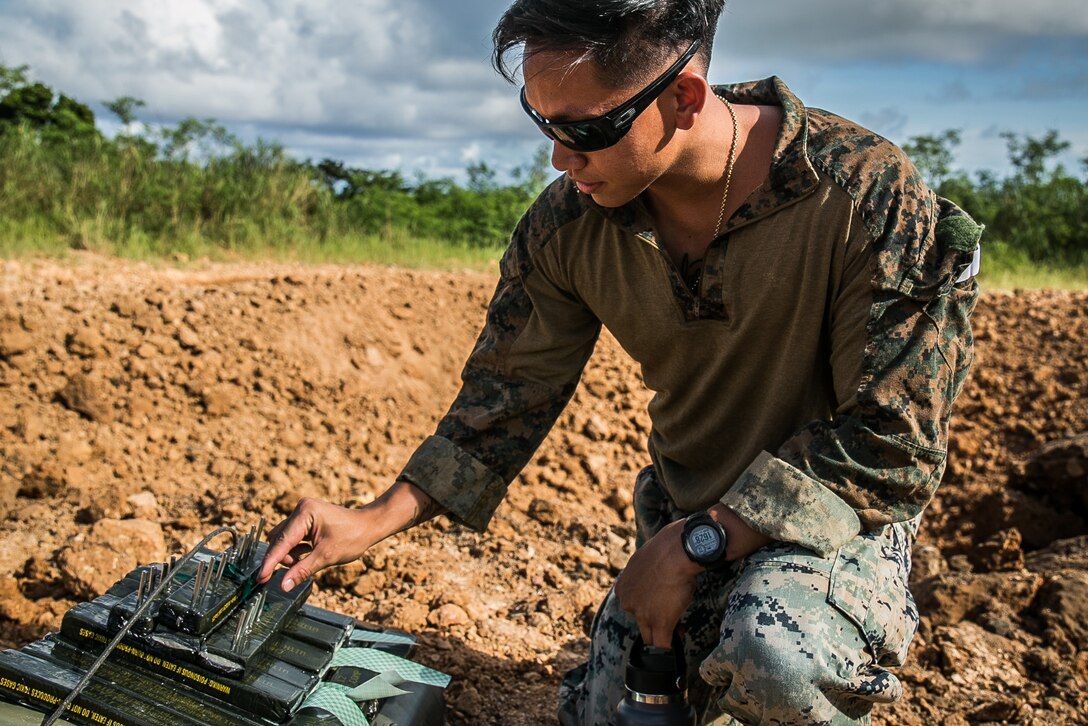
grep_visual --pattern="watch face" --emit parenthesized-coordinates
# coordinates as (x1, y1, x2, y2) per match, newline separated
(688, 524, 722, 559)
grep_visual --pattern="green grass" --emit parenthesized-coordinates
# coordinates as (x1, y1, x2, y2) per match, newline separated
(0, 223, 505, 272)
(979, 241, 1088, 290)
(3, 223, 1086, 287)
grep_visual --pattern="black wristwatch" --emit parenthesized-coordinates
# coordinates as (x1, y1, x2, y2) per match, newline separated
(681, 512, 729, 569)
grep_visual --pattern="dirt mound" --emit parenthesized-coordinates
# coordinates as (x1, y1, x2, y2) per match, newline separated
(0, 255, 1085, 724)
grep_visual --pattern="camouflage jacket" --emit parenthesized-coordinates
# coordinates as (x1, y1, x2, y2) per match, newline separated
(399, 77, 982, 556)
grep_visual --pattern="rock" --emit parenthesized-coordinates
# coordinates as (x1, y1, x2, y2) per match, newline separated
(604, 486, 633, 518)
(110, 297, 141, 318)
(910, 544, 948, 587)
(18, 462, 69, 499)
(968, 696, 1025, 722)
(914, 570, 1043, 627)
(0, 325, 34, 358)
(202, 383, 243, 416)
(127, 491, 159, 519)
(584, 414, 609, 441)
(527, 498, 562, 526)
(971, 528, 1025, 572)
(57, 518, 166, 598)
(1032, 570, 1088, 651)
(56, 432, 94, 465)
(0, 471, 17, 519)
(450, 684, 482, 718)
(1025, 536, 1088, 573)
(280, 428, 306, 449)
(316, 560, 366, 590)
(0, 579, 37, 623)
(176, 326, 202, 351)
(428, 603, 471, 628)
(1015, 432, 1088, 519)
(56, 373, 114, 422)
(65, 327, 103, 358)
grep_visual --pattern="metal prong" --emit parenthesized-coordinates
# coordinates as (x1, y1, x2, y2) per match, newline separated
(200, 559, 213, 598)
(137, 569, 149, 607)
(254, 516, 266, 553)
(213, 555, 225, 585)
(252, 591, 266, 625)
(190, 561, 205, 607)
(232, 611, 246, 649)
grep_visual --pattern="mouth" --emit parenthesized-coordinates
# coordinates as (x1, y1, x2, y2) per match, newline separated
(571, 179, 603, 195)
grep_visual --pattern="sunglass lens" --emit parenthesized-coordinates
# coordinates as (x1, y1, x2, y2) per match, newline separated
(546, 123, 611, 152)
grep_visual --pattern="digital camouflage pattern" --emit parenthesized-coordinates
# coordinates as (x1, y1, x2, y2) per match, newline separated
(399, 75, 981, 559)
(557, 467, 920, 726)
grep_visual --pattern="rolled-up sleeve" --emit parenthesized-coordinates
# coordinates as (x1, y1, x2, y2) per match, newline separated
(398, 185, 601, 531)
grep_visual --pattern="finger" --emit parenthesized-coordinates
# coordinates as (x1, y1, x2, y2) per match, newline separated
(280, 541, 333, 593)
(649, 625, 672, 649)
(636, 619, 654, 649)
(259, 507, 314, 582)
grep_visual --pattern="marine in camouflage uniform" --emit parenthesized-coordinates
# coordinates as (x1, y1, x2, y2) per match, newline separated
(397, 76, 982, 725)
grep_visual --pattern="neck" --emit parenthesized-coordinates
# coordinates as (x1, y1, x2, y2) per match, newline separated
(643, 93, 747, 227)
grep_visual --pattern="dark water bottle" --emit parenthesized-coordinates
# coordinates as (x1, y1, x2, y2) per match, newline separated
(615, 632, 696, 726)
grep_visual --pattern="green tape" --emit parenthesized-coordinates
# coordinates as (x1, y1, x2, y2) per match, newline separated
(344, 670, 411, 702)
(329, 648, 450, 688)
(299, 683, 369, 726)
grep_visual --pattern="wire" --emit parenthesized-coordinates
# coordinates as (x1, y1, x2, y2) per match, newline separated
(41, 526, 238, 726)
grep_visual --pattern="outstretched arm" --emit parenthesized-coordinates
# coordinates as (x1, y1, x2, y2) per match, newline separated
(257, 479, 445, 591)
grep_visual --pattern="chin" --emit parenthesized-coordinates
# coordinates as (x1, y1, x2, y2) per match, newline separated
(587, 188, 636, 209)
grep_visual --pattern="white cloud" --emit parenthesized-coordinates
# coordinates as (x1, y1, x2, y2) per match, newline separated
(0, 0, 1083, 179)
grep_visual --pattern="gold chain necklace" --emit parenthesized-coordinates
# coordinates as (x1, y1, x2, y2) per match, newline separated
(712, 93, 739, 240)
(685, 94, 739, 296)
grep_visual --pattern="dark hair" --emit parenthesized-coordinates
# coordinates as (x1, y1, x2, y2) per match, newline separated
(492, 0, 726, 87)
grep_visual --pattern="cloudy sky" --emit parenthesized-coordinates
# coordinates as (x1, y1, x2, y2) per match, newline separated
(1, 0, 1085, 183)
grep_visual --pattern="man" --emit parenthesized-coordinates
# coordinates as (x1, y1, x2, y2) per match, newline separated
(259, 1, 983, 723)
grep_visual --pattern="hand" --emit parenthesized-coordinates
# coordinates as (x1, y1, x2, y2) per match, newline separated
(258, 497, 377, 592)
(257, 480, 443, 592)
(615, 505, 774, 648)
(614, 518, 703, 648)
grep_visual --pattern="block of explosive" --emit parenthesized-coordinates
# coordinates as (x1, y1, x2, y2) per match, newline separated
(0, 524, 449, 725)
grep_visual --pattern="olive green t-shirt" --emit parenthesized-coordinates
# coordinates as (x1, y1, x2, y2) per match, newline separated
(399, 77, 981, 555)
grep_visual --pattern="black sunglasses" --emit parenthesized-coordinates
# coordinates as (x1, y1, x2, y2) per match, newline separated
(520, 39, 702, 153)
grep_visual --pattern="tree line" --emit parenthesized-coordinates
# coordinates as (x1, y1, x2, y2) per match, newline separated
(1, 63, 1086, 265)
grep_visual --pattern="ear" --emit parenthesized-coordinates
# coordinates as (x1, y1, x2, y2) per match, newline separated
(672, 72, 709, 132)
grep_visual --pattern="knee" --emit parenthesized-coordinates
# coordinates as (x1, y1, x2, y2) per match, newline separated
(702, 612, 826, 694)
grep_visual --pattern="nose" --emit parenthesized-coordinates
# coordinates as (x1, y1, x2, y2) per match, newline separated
(550, 141, 586, 173)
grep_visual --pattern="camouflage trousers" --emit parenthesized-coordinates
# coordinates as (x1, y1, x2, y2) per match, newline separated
(558, 466, 920, 726)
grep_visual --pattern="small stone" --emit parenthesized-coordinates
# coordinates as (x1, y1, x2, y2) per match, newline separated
(65, 327, 103, 358)
(127, 491, 159, 520)
(584, 414, 609, 441)
(202, 384, 243, 416)
(0, 328, 34, 358)
(428, 603, 471, 628)
(176, 326, 202, 351)
(18, 463, 68, 499)
(56, 374, 114, 422)
(528, 498, 561, 526)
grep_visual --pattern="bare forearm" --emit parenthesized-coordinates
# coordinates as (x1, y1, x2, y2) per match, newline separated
(707, 503, 774, 562)
(367, 479, 447, 541)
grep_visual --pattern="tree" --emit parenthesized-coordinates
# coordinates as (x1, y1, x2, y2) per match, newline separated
(0, 64, 98, 140)
(105, 96, 146, 127)
(1002, 130, 1070, 184)
(903, 130, 961, 187)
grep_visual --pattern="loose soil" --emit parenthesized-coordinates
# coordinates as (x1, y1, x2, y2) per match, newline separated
(0, 255, 1086, 725)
